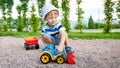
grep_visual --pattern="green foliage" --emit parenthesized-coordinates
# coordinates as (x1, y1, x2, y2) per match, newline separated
(99, 23, 105, 28)
(112, 23, 120, 28)
(22, 13, 28, 28)
(94, 23, 99, 29)
(0, 0, 7, 16)
(0, 0, 14, 16)
(88, 15, 94, 29)
(20, 0, 29, 3)
(31, 15, 38, 32)
(104, 0, 114, 33)
(116, 0, 120, 12)
(94, 22, 106, 29)
(116, 0, 120, 24)
(6, 0, 14, 31)
(74, 23, 85, 29)
(19, 0, 29, 29)
(16, 5, 22, 14)
(17, 22, 23, 32)
(0, 0, 14, 31)
(30, 4, 38, 32)
(0, 26, 1, 31)
(21, 3, 28, 13)
(6, 0, 14, 15)
(17, 16, 23, 32)
(0, 22, 2, 31)
(62, 0, 70, 32)
(76, 0, 84, 32)
(3, 24, 8, 31)
(62, 16, 70, 31)
(7, 17, 13, 31)
(16, 5, 23, 32)
(76, 0, 82, 4)
(37, 0, 45, 30)
(51, 0, 59, 8)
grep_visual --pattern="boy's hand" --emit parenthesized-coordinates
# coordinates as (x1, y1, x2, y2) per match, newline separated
(42, 37, 52, 44)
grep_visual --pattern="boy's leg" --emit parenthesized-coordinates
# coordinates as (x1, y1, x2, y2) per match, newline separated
(64, 33, 69, 46)
(64, 33, 72, 54)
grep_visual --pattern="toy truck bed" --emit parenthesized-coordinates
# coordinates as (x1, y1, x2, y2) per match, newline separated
(24, 36, 39, 50)
(25, 36, 38, 45)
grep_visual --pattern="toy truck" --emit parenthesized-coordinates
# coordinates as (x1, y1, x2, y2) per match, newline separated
(40, 44, 76, 64)
(24, 36, 39, 50)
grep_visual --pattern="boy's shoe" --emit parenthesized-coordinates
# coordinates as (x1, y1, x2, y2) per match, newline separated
(65, 46, 71, 54)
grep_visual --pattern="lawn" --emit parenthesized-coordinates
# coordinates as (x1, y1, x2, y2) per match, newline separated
(68, 32, 120, 39)
(0, 31, 120, 39)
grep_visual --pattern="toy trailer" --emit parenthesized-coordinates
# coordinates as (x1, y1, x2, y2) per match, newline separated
(24, 36, 39, 50)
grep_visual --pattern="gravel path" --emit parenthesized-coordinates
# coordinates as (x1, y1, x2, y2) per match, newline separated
(0, 36, 120, 68)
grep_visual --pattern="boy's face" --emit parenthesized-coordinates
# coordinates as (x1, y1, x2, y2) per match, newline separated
(45, 10, 58, 27)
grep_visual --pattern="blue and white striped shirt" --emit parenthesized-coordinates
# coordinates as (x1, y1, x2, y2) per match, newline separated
(41, 21, 65, 36)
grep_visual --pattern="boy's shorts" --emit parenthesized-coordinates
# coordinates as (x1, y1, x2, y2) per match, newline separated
(43, 33, 60, 45)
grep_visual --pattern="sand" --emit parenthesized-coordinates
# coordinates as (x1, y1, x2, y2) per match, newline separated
(0, 36, 120, 68)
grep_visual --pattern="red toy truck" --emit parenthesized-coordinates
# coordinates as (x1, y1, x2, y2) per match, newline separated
(24, 36, 39, 50)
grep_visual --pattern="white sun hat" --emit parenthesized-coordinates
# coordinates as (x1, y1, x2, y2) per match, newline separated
(41, 3, 59, 22)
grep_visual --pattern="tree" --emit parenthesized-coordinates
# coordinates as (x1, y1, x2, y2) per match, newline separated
(62, 0, 70, 32)
(16, 5, 23, 32)
(0, 0, 8, 31)
(30, 4, 38, 32)
(76, 0, 84, 32)
(0, 0, 7, 20)
(88, 15, 94, 29)
(20, 0, 29, 30)
(37, 0, 45, 30)
(6, 0, 14, 31)
(104, 0, 114, 33)
(51, 0, 59, 8)
(116, 0, 120, 27)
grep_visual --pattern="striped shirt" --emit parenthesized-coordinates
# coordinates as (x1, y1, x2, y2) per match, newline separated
(41, 21, 65, 36)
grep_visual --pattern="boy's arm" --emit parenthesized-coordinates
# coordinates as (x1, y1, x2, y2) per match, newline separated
(41, 25, 52, 45)
(58, 30, 66, 52)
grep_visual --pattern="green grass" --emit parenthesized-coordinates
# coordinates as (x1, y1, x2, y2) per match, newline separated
(0, 31, 120, 39)
(68, 32, 120, 39)
(0, 31, 41, 38)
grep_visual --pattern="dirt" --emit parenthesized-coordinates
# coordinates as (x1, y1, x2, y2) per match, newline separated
(0, 36, 120, 68)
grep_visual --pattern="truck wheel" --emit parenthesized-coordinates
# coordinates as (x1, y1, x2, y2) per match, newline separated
(35, 44, 39, 49)
(24, 43, 29, 50)
(40, 53, 51, 64)
(56, 56, 65, 64)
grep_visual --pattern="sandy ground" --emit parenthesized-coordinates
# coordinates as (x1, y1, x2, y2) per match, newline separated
(0, 36, 120, 68)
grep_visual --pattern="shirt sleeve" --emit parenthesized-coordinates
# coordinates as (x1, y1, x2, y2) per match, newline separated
(57, 22, 65, 32)
(41, 23, 48, 35)
(41, 27, 45, 35)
